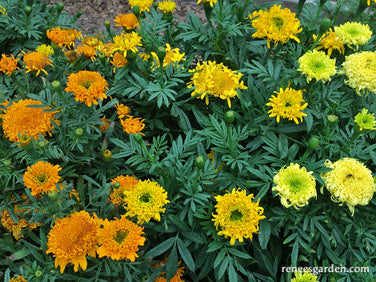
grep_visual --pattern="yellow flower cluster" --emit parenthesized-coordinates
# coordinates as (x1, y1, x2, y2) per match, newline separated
(291, 271, 319, 282)
(298, 50, 336, 83)
(334, 22, 372, 49)
(354, 108, 376, 131)
(313, 29, 344, 56)
(113, 32, 142, 57)
(151, 43, 185, 69)
(158, 0, 177, 13)
(129, 0, 154, 13)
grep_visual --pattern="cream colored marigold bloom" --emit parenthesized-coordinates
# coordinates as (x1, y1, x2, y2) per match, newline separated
(158, 1, 176, 13)
(291, 271, 319, 282)
(123, 180, 170, 224)
(272, 163, 317, 209)
(298, 50, 336, 83)
(212, 188, 265, 245)
(354, 108, 376, 131)
(313, 28, 344, 56)
(341, 51, 376, 95)
(334, 22, 372, 49)
(321, 158, 376, 216)
(97, 215, 145, 261)
(266, 87, 307, 124)
(46, 211, 100, 273)
(197, 0, 217, 7)
(129, 0, 153, 13)
(249, 4, 302, 48)
(113, 32, 142, 57)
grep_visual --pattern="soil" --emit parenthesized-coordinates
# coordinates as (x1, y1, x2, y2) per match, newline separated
(45, 0, 206, 35)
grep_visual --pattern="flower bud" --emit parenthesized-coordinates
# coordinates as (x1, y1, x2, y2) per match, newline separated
(156, 46, 166, 63)
(56, 2, 64, 12)
(76, 10, 82, 18)
(24, 6, 32, 15)
(3, 160, 11, 167)
(195, 156, 205, 169)
(224, 110, 236, 124)
(103, 149, 112, 161)
(38, 141, 46, 148)
(75, 128, 84, 136)
(327, 114, 338, 125)
(308, 137, 320, 150)
(104, 20, 111, 32)
(319, 18, 332, 34)
(51, 80, 61, 92)
(134, 133, 143, 143)
(132, 5, 140, 16)
(48, 191, 58, 200)
(113, 182, 121, 189)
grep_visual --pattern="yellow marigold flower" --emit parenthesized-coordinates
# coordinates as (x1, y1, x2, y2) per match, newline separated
(139, 52, 151, 61)
(321, 158, 376, 216)
(1, 206, 39, 240)
(298, 50, 336, 83)
(341, 51, 376, 95)
(115, 103, 130, 119)
(272, 163, 317, 209)
(23, 161, 62, 196)
(22, 51, 53, 76)
(65, 70, 108, 107)
(313, 28, 345, 56)
(18, 133, 32, 147)
(46, 210, 100, 273)
(36, 44, 54, 56)
(153, 258, 185, 282)
(81, 36, 103, 49)
(123, 179, 170, 224)
(368, 0, 376, 5)
(120, 115, 145, 136)
(291, 271, 319, 282)
(9, 276, 27, 282)
(64, 49, 80, 62)
(113, 32, 142, 58)
(129, 0, 154, 12)
(212, 188, 265, 245)
(354, 108, 376, 131)
(197, 0, 217, 7)
(158, 1, 177, 13)
(114, 13, 140, 30)
(103, 149, 112, 160)
(110, 175, 139, 206)
(151, 43, 185, 69)
(47, 27, 81, 49)
(0, 99, 58, 143)
(334, 22, 372, 49)
(97, 215, 145, 261)
(266, 87, 307, 124)
(97, 42, 116, 57)
(76, 45, 97, 62)
(0, 5, 7, 15)
(188, 60, 247, 108)
(99, 116, 111, 133)
(249, 4, 302, 48)
(0, 54, 20, 76)
(111, 52, 128, 72)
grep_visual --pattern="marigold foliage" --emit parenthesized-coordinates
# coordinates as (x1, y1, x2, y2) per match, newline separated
(0, 99, 58, 143)
(129, 0, 154, 12)
(266, 87, 307, 124)
(341, 51, 376, 95)
(120, 115, 145, 135)
(249, 4, 302, 48)
(354, 108, 376, 131)
(97, 215, 145, 261)
(0, 54, 19, 76)
(212, 188, 265, 245)
(65, 70, 108, 107)
(313, 29, 344, 56)
(321, 158, 376, 216)
(334, 22, 372, 48)
(298, 50, 336, 83)
(46, 211, 100, 273)
(123, 180, 170, 224)
(114, 13, 140, 30)
(22, 51, 53, 76)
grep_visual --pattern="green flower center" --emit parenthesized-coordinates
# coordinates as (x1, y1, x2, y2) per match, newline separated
(114, 230, 128, 244)
(289, 179, 302, 192)
(271, 17, 284, 30)
(311, 60, 325, 72)
(230, 209, 243, 221)
(347, 27, 360, 36)
(36, 173, 47, 184)
(139, 193, 151, 203)
(80, 80, 93, 89)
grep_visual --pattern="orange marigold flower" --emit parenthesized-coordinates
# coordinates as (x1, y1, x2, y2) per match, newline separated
(46, 210, 100, 273)
(97, 215, 145, 261)
(153, 258, 185, 282)
(313, 28, 345, 56)
(47, 27, 81, 49)
(22, 51, 53, 76)
(64, 50, 80, 62)
(110, 175, 139, 206)
(23, 161, 62, 196)
(120, 115, 145, 136)
(9, 276, 27, 282)
(0, 99, 58, 143)
(76, 45, 97, 62)
(0, 54, 19, 76)
(115, 103, 130, 119)
(65, 70, 108, 107)
(111, 52, 128, 72)
(100, 116, 111, 133)
(114, 13, 140, 30)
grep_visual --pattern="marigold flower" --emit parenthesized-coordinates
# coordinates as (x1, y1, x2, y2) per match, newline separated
(0, 5, 7, 15)
(321, 158, 376, 216)
(291, 271, 319, 282)
(298, 50, 336, 83)
(158, 1, 177, 13)
(97, 215, 145, 261)
(113, 32, 142, 58)
(9, 276, 27, 282)
(23, 161, 62, 196)
(110, 175, 139, 206)
(99, 116, 111, 133)
(0, 54, 19, 76)
(22, 51, 53, 76)
(249, 4, 302, 48)
(266, 87, 307, 124)
(0, 99, 58, 143)
(120, 115, 145, 136)
(368, 0, 376, 5)
(36, 44, 54, 56)
(65, 70, 108, 107)
(64, 50, 80, 62)
(129, 0, 154, 12)
(114, 13, 140, 30)
(47, 27, 81, 49)
(151, 43, 185, 69)
(97, 42, 116, 57)
(18, 133, 32, 147)
(188, 60, 247, 108)
(81, 36, 103, 49)
(354, 108, 376, 131)
(334, 22, 372, 49)
(115, 103, 130, 119)
(212, 188, 265, 245)
(197, 0, 217, 7)
(46, 211, 100, 273)
(153, 258, 185, 282)
(341, 51, 376, 95)
(123, 180, 170, 224)
(111, 52, 128, 72)
(76, 45, 97, 62)
(313, 29, 344, 56)
(272, 163, 317, 209)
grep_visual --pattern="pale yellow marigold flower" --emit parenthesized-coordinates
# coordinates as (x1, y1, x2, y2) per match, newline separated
(321, 158, 376, 216)
(354, 108, 376, 131)
(298, 50, 336, 83)
(291, 271, 319, 282)
(334, 22, 372, 49)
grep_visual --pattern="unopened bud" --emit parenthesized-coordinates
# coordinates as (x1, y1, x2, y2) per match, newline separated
(75, 128, 84, 136)
(224, 111, 236, 124)
(195, 156, 205, 169)
(319, 18, 332, 34)
(56, 2, 64, 12)
(24, 6, 32, 15)
(308, 137, 320, 150)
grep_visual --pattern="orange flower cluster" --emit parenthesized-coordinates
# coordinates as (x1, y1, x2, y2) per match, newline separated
(47, 27, 81, 49)
(23, 51, 53, 76)
(0, 54, 19, 76)
(110, 175, 139, 206)
(114, 13, 140, 30)
(120, 115, 145, 135)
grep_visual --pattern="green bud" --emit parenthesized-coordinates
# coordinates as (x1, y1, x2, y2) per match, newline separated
(113, 182, 121, 189)
(134, 133, 143, 143)
(24, 6, 32, 15)
(38, 141, 45, 148)
(195, 156, 205, 169)
(104, 20, 111, 32)
(76, 10, 82, 18)
(35, 270, 43, 277)
(132, 5, 140, 16)
(75, 128, 84, 136)
(48, 191, 58, 200)
(224, 111, 236, 124)
(308, 137, 320, 150)
(327, 114, 338, 124)
(319, 18, 332, 34)
(56, 2, 64, 12)
(156, 46, 166, 63)
(3, 160, 11, 167)
(51, 80, 61, 92)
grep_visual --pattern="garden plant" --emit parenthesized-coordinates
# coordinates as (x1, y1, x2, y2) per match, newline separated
(0, 0, 376, 281)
